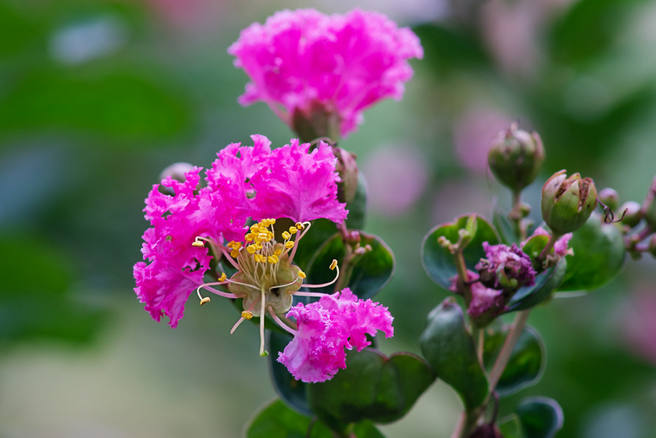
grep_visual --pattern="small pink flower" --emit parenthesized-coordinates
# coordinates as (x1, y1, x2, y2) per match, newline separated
(525, 226, 573, 257)
(467, 283, 505, 319)
(278, 288, 394, 383)
(228, 9, 423, 137)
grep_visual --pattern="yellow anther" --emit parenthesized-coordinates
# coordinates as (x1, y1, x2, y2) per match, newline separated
(241, 311, 253, 320)
(255, 243, 263, 250)
(295, 222, 304, 230)
(246, 245, 257, 254)
(218, 272, 227, 282)
(257, 232, 270, 242)
(289, 226, 298, 235)
(282, 231, 291, 240)
(329, 259, 338, 270)
(298, 270, 306, 279)
(274, 247, 283, 256)
(200, 297, 211, 306)
(267, 255, 279, 264)
(255, 254, 265, 263)
(250, 224, 259, 232)
(284, 241, 295, 249)
(192, 240, 204, 247)
(230, 250, 239, 258)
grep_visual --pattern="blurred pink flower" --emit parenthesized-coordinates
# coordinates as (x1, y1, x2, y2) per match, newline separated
(278, 288, 394, 383)
(621, 288, 656, 365)
(228, 9, 423, 137)
(453, 106, 513, 173)
(363, 144, 428, 216)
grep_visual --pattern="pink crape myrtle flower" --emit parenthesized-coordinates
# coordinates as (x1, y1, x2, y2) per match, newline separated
(134, 135, 346, 328)
(278, 288, 394, 383)
(228, 9, 423, 137)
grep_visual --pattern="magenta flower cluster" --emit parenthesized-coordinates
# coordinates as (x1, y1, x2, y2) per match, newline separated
(279, 289, 394, 382)
(476, 242, 537, 290)
(134, 135, 347, 328)
(229, 9, 423, 137)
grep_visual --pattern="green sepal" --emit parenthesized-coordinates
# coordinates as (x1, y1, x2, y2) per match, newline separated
(421, 214, 500, 291)
(419, 298, 488, 411)
(307, 349, 435, 432)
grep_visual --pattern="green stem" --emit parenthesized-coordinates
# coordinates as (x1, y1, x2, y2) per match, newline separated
(538, 232, 560, 262)
(475, 329, 485, 366)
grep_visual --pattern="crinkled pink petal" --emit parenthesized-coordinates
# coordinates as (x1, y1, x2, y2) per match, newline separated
(278, 288, 393, 383)
(250, 140, 347, 224)
(467, 283, 505, 318)
(228, 9, 423, 137)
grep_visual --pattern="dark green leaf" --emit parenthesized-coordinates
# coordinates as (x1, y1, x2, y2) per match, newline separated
(285, 218, 338, 272)
(484, 326, 545, 397)
(419, 299, 488, 410)
(421, 215, 499, 291)
(506, 259, 567, 312)
(557, 214, 625, 291)
(307, 349, 435, 431)
(305, 232, 394, 299)
(246, 399, 332, 438)
(351, 421, 386, 438)
(516, 397, 564, 438)
(345, 172, 367, 230)
(498, 415, 522, 438)
(267, 331, 311, 416)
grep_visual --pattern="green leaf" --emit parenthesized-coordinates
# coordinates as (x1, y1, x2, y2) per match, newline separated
(506, 259, 567, 312)
(498, 415, 523, 438)
(307, 349, 435, 431)
(421, 215, 499, 291)
(305, 232, 394, 299)
(345, 172, 367, 230)
(351, 421, 386, 438)
(246, 399, 332, 438)
(283, 218, 338, 272)
(419, 299, 488, 410)
(484, 326, 545, 397)
(516, 397, 564, 438)
(557, 214, 625, 291)
(267, 331, 311, 416)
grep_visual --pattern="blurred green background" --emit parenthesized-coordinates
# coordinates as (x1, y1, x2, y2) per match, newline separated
(1, 0, 655, 437)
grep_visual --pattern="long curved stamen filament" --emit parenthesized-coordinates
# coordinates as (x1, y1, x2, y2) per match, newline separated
(259, 289, 267, 356)
(197, 284, 239, 299)
(220, 246, 241, 270)
(294, 291, 329, 297)
(288, 221, 311, 263)
(230, 310, 254, 334)
(301, 259, 340, 289)
(268, 307, 297, 336)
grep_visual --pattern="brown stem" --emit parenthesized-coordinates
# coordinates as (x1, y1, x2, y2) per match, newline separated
(454, 249, 473, 304)
(450, 412, 468, 438)
(538, 232, 559, 262)
(476, 329, 485, 366)
(487, 310, 530, 392)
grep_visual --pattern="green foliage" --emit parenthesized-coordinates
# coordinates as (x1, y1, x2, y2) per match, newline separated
(306, 232, 394, 299)
(558, 214, 625, 291)
(421, 215, 499, 291)
(307, 349, 435, 432)
(506, 259, 567, 312)
(484, 326, 545, 397)
(419, 299, 488, 410)
(515, 397, 564, 438)
(267, 331, 311, 416)
(247, 399, 386, 438)
(493, 210, 519, 245)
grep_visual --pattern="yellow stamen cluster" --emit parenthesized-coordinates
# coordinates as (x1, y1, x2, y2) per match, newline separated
(226, 240, 242, 258)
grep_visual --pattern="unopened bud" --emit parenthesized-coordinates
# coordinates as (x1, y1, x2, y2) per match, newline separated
(290, 100, 340, 143)
(541, 170, 598, 234)
(642, 176, 656, 230)
(160, 162, 195, 182)
(620, 201, 643, 228)
(334, 146, 359, 203)
(488, 123, 545, 193)
(649, 235, 656, 258)
(599, 187, 619, 211)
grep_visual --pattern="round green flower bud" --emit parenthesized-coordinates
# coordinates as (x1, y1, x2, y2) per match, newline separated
(620, 201, 643, 228)
(599, 187, 619, 211)
(541, 170, 598, 234)
(488, 123, 545, 193)
(642, 176, 656, 230)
